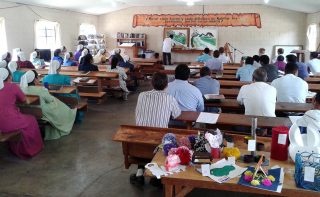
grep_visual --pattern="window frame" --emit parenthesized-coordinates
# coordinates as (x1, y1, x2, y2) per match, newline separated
(34, 19, 61, 50)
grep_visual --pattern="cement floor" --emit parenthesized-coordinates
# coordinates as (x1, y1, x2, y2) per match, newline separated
(0, 81, 258, 197)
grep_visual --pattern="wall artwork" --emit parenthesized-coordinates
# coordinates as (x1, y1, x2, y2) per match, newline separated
(190, 28, 218, 50)
(163, 28, 190, 47)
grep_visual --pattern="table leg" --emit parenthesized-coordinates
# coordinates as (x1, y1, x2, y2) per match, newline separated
(97, 78, 102, 92)
(164, 184, 174, 197)
(175, 186, 194, 197)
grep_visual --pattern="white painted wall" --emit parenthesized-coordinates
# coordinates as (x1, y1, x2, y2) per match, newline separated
(0, 2, 98, 56)
(98, 5, 307, 63)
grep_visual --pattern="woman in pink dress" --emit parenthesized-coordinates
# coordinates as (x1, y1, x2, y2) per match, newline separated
(0, 68, 43, 159)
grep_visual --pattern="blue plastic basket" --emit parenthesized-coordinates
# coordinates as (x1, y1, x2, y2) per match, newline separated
(295, 152, 320, 191)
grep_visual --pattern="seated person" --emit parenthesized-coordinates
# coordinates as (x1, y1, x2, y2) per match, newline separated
(107, 57, 130, 100)
(17, 51, 35, 69)
(93, 49, 108, 64)
(167, 64, 204, 112)
(194, 66, 220, 95)
(260, 55, 278, 82)
(0, 60, 6, 68)
(0, 68, 43, 159)
(154, 52, 163, 64)
(272, 48, 285, 64)
(218, 47, 230, 63)
(30, 50, 45, 68)
(236, 56, 257, 82)
(63, 52, 77, 66)
(296, 92, 320, 129)
(274, 55, 286, 71)
(109, 48, 124, 64)
(258, 48, 265, 56)
(52, 49, 64, 65)
(20, 70, 77, 140)
(307, 52, 320, 74)
(8, 61, 25, 83)
(119, 55, 135, 72)
(253, 55, 261, 69)
(78, 54, 99, 72)
(2, 52, 12, 65)
(271, 63, 308, 103)
(61, 46, 67, 56)
(43, 60, 71, 85)
(196, 47, 212, 63)
(237, 68, 277, 117)
(286, 54, 308, 79)
(205, 50, 223, 71)
(78, 48, 89, 64)
(74, 44, 84, 62)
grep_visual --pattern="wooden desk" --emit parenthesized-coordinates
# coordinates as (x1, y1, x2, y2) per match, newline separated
(205, 99, 312, 113)
(176, 111, 291, 129)
(220, 88, 239, 98)
(146, 151, 318, 197)
(308, 84, 320, 92)
(24, 95, 40, 105)
(47, 86, 77, 94)
(305, 77, 320, 83)
(132, 58, 158, 63)
(219, 80, 249, 88)
(17, 95, 42, 119)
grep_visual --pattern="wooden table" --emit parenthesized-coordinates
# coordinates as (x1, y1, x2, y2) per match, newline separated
(145, 151, 319, 197)
(175, 111, 291, 130)
(305, 77, 320, 83)
(205, 99, 313, 113)
(132, 58, 158, 63)
(308, 84, 320, 92)
(24, 95, 40, 105)
(17, 95, 42, 119)
(47, 86, 77, 94)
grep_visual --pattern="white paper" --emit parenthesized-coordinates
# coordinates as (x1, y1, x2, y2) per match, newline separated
(227, 142, 234, 148)
(278, 134, 287, 145)
(204, 94, 218, 100)
(73, 77, 81, 83)
(196, 112, 219, 124)
(304, 166, 315, 182)
(228, 157, 235, 165)
(201, 164, 210, 176)
(248, 140, 256, 151)
(87, 79, 96, 84)
(289, 116, 301, 124)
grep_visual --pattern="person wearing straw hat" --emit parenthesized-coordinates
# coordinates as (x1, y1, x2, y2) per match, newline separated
(20, 70, 77, 140)
(0, 68, 43, 159)
(8, 61, 25, 83)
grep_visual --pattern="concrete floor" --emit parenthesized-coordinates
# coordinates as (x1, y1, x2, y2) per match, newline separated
(0, 81, 259, 197)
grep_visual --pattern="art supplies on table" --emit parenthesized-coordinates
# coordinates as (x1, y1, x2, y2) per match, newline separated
(145, 162, 186, 179)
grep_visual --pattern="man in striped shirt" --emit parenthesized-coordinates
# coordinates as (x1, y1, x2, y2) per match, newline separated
(136, 72, 181, 128)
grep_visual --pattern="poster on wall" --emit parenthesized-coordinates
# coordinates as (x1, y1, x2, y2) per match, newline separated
(190, 28, 218, 50)
(163, 28, 190, 47)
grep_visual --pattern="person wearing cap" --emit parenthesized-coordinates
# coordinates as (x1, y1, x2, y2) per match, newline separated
(43, 60, 71, 85)
(8, 61, 25, 83)
(0, 68, 43, 159)
(20, 70, 77, 140)
(17, 51, 35, 69)
(63, 52, 77, 66)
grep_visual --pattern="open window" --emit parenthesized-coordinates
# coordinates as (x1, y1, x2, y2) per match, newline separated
(0, 17, 7, 55)
(35, 20, 61, 50)
(307, 24, 319, 51)
(79, 23, 96, 36)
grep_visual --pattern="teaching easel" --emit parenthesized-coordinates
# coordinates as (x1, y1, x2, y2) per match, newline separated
(224, 43, 234, 63)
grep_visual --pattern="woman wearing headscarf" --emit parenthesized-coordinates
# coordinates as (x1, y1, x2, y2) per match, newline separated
(0, 60, 7, 68)
(63, 52, 77, 66)
(43, 60, 71, 85)
(12, 48, 21, 61)
(2, 52, 12, 64)
(30, 51, 45, 68)
(20, 70, 77, 140)
(78, 54, 98, 72)
(0, 68, 43, 159)
(107, 57, 130, 100)
(93, 49, 108, 64)
(119, 55, 135, 72)
(74, 44, 84, 62)
(78, 48, 89, 64)
(8, 61, 25, 83)
(52, 49, 64, 65)
(17, 51, 35, 69)
(109, 48, 124, 64)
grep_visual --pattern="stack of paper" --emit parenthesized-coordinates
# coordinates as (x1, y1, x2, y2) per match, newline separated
(196, 112, 220, 124)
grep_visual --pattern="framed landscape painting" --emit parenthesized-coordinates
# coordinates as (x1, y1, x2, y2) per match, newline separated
(163, 28, 190, 47)
(190, 27, 218, 50)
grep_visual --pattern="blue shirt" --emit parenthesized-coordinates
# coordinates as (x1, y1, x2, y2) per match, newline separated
(194, 76, 220, 95)
(196, 54, 212, 63)
(236, 64, 257, 82)
(43, 74, 71, 86)
(297, 62, 309, 79)
(63, 60, 77, 66)
(12, 71, 25, 83)
(204, 58, 223, 71)
(167, 79, 204, 112)
(52, 56, 64, 65)
(119, 61, 134, 72)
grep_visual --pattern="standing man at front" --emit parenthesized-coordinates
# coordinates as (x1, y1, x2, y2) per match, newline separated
(162, 34, 174, 65)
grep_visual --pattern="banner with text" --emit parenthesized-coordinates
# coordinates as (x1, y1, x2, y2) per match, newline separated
(132, 13, 261, 28)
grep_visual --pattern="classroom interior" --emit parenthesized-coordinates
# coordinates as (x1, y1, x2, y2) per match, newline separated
(0, 0, 320, 197)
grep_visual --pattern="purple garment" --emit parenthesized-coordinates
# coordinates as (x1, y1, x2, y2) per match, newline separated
(275, 61, 286, 71)
(74, 51, 82, 61)
(0, 83, 43, 159)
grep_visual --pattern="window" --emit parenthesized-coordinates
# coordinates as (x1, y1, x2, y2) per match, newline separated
(79, 23, 96, 36)
(35, 20, 61, 50)
(307, 24, 318, 51)
(0, 17, 7, 55)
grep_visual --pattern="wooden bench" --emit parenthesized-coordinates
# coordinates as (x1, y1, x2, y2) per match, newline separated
(55, 96, 88, 112)
(78, 86, 106, 103)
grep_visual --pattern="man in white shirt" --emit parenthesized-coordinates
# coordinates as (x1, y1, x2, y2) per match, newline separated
(237, 67, 277, 117)
(162, 34, 174, 65)
(271, 63, 308, 103)
(307, 52, 320, 74)
(218, 47, 230, 63)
